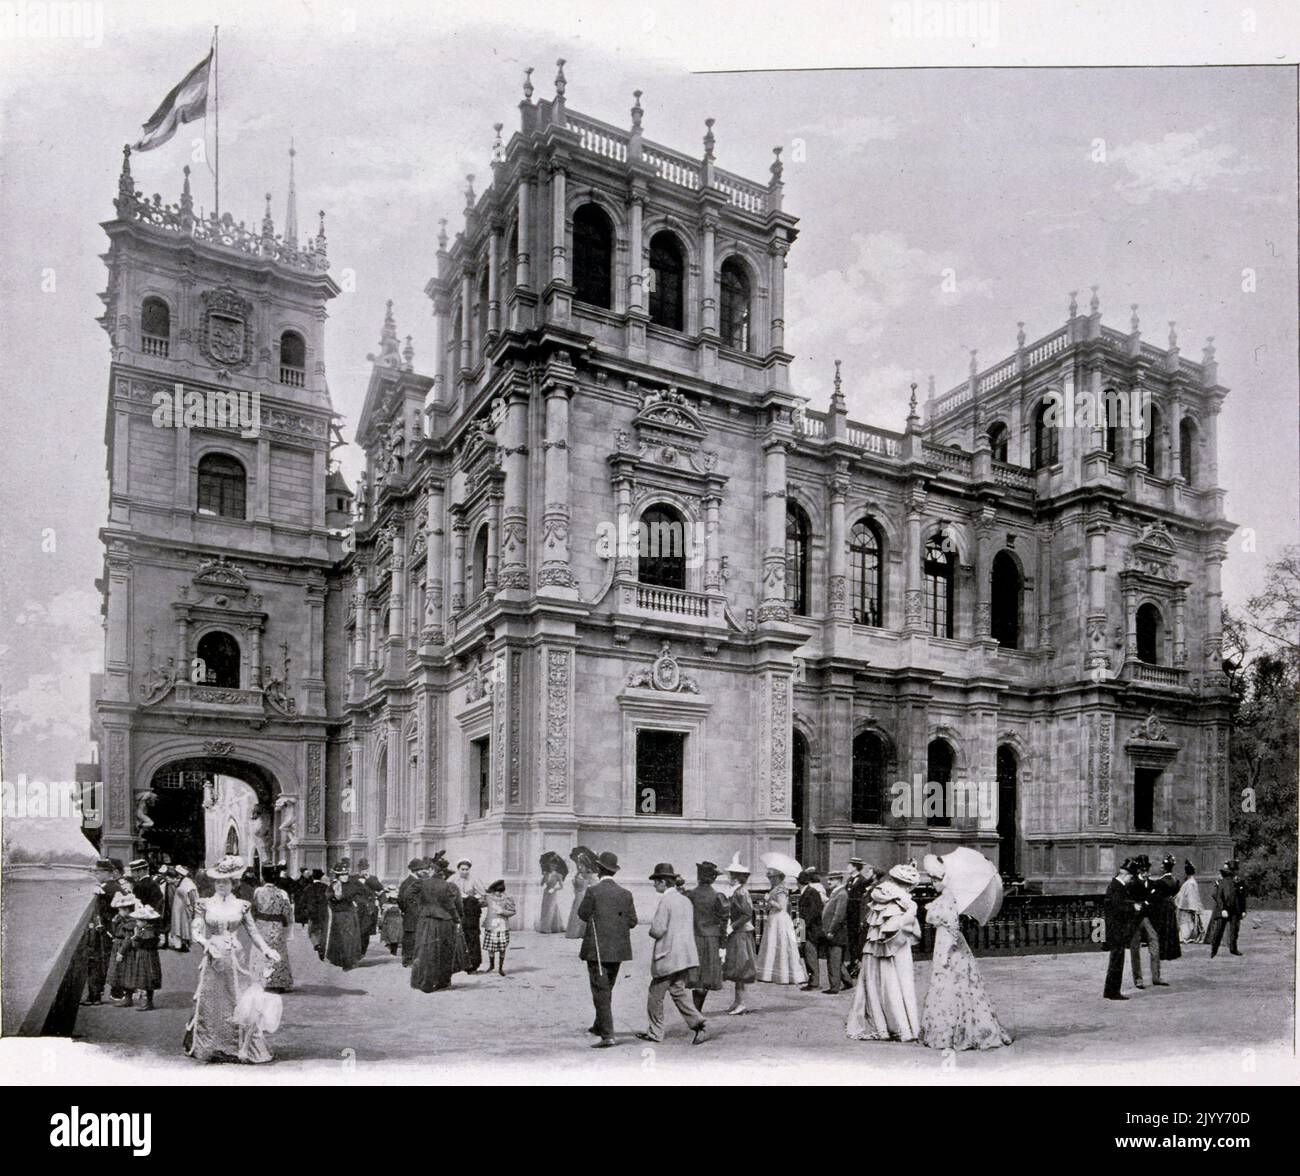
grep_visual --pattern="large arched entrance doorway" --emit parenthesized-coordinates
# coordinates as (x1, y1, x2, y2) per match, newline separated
(996, 745, 1019, 876)
(791, 729, 808, 865)
(141, 757, 279, 872)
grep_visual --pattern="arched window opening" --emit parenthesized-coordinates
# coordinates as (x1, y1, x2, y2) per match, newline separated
(996, 745, 1019, 876)
(196, 630, 241, 689)
(1179, 417, 1197, 482)
(451, 302, 464, 372)
(477, 269, 490, 356)
(471, 525, 490, 599)
(141, 297, 170, 356)
(719, 257, 751, 351)
(1136, 602, 1164, 664)
(986, 421, 1009, 463)
(990, 550, 1022, 649)
(1033, 401, 1059, 469)
(849, 518, 883, 627)
(279, 330, 306, 386)
(926, 739, 953, 828)
(923, 534, 955, 639)
(851, 731, 886, 824)
(224, 824, 240, 856)
(638, 504, 687, 590)
(1102, 389, 1121, 459)
(647, 230, 686, 332)
(197, 453, 247, 519)
(785, 504, 811, 616)
(1144, 404, 1162, 475)
(573, 203, 614, 310)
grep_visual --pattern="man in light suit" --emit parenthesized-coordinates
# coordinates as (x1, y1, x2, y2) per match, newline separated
(638, 862, 708, 1045)
(577, 851, 638, 1048)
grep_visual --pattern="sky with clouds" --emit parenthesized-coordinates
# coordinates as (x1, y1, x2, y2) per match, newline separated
(1, 2, 1296, 782)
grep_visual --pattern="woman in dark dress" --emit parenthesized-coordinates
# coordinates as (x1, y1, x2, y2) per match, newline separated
(323, 861, 365, 971)
(1148, 854, 1183, 962)
(723, 857, 758, 1015)
(410, 867, 464, 992)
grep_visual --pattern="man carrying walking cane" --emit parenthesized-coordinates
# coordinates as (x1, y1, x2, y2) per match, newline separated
(578, 851, 637, 1048)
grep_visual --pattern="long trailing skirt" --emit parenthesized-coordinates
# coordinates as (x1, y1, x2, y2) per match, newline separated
(722, 927, 757, 984)
(323, 904, 363, 971)
(460, 897, 483, 972)
(846, 946, 919, 1042)
(756, 911, 807, 985)
(411, 918, 458, 992)
(688, 934, 724, 990)
(187, 943, 272, 1064)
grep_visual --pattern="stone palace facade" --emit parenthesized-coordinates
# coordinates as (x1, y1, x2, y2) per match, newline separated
(89, 66, 1236, 913)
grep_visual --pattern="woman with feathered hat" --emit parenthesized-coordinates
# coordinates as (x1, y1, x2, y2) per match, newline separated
(186, 854, 282, 1063)
(846, 861, 922, 1042)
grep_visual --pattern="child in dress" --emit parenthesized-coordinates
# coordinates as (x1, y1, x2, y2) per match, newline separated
(380, 890, 405, 956)
(109, 898, 163, 1011)
(482, 880, 517, 976)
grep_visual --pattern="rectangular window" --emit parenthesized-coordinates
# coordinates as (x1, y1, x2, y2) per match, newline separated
(635, 729, 684, 816)
(472, 736, 491, 818)
(1133, 768, 1158, 833)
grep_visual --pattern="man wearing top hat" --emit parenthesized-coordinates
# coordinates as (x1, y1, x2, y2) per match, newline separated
(1103, 858, 1143, 999)
(639, 862, 708, 1045)
(1207, 859, 1246, 957)
(577, 851, 637, 1048)
(685, 861, 729, 1015)
(1127, 854, 1167, 988)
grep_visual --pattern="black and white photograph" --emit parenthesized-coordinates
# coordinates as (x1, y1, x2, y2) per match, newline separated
(1, 0, 1297, 1113)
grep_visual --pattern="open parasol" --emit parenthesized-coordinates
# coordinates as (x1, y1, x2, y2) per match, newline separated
(926, 847, 1003, 925)
(759, 851, 803, 881)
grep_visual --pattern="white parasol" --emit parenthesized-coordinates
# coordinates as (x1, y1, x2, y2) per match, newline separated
(927, 847, 1003, 925)
(759, 852, 803, 881)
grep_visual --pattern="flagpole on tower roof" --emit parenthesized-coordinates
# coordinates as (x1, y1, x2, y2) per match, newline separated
(212, 25, 220, 217)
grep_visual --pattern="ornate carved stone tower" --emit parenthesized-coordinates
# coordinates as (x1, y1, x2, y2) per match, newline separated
(92, 147, 346, 870)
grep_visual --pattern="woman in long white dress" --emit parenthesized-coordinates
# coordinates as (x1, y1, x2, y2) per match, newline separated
(1175, 861, 1206, 943)
(917, 856, 1012, 1050)
(187, 855, 282, 1064)
(846, 862, 921, 1042)
(756, 869, 807, 985)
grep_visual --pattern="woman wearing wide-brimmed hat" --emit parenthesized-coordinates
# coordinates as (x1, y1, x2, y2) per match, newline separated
(186, 854, 282, 1063)
(535, 851, 568, 934)
(755, 862, 807, 986)
(722, 854, 758, 1014)
(846, 861, 922, 1042)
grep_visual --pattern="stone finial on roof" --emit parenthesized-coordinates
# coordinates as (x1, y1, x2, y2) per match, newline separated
(523, 66, 534, 102)
(285, 139, 299, 246)
(1089, 285, 1100, 315)
(315, 210, 327, 257)
(1068, 290, 1078, 317)
(1130, 303, 1140, 334)
(437, 217, 449, 252)
(703, 117, 716, 163)
(1016, 321, 1026, 349)
(262, 191, 275, 240)
(1203, 336, 1216, 364)
(770, 146, 783, 184)
(554, 57, 567, 97)
(372, 299, 401, 367)
(831, 359, 845, 411)
(118, 143, 134, 203)
(631, 89, 643, 132)
(492, 123, 505, 164)
(180, 164, 194, 223)
(1168, 321, 1178, 349)
(908, 382, 920, 422)
(402, 335, 415, 372)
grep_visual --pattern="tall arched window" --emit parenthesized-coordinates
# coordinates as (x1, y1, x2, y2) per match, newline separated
(1101, 388, 1121, 459)
(785, 504, 811, 616)
(476, 269, 490, 356)
(279, 330, 306, 386)
(506, 224, 519, 288)
(1032, 401, 1059, 469)
(451, 301, 463, 371)
(849, 518, 883, 627)
(923, 534, 955, 638)
(851, 731, 886, 824)
(573, 203, 614, 309)
(1144, 403, 1162, 475)
(638, 504, 687, 589)
(986, 421, 1009, 463)
(197, 453, 247, 519)
(1136, 602, 1164, 664)
(648, 230, 686, 332)
(990, 550, 1022, 649)
(225, 825, 240, 856)
(1179, 417, 1197, 482)
(719, 257, 751, 351)
(926, 739, 953, 828)
(196, 630, 241, 688)
(471, 524, 489, 599)
(141, 297, 170, 356)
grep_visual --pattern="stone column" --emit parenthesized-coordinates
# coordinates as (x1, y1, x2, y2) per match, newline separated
(498, 391, 529, 592)
(450, 516, 468, 611)
(903, 489, 925, 632)
(384, 710, 402, 834)
(1169, 391, 1183, 480)
(1204, 543, 1225, 675)
(367, 607, 380, 670)
(255, 436, 271, 522)
(703, 492, 722, 592)
(459, 269, 473, 371)
(174, 610, 189, 680)
(422, 489, 445, 644)
(549, 164, 567, 285)
(767, 238, 787, 354)
(250, 624, 263, 688)
(515, 177, 532, 289)
(1173, 589, 1187, 666)
(539, 380, 576, 592)
(628, 193, 645, 311)
(1123, 585, 1139, 661)
(701, 213, 717, 336)
(1084, 521, 1107, 672)
(485, 491, 501, 591)
(828, 473, 848, 618)
(1037, 527, 1053, 649)
(975, 508, 994, 639)
(758, 436, 789, 621)
(614, 477, 634, 576)
(389, 531, 406, 646)
(488, 223, 502, 339)
(352, 569, 368, 669)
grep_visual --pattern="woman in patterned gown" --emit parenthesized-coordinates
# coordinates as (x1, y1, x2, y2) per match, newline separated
(187, 855, 282, 1064)
(756, 869, 807, 985)
(252, 866, 294, 992)
(917, 855, 1012, 1050)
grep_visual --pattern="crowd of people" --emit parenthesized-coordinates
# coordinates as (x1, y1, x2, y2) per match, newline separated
(1103, 854, 1248, 1000)
(78, 841, 1252, 1063)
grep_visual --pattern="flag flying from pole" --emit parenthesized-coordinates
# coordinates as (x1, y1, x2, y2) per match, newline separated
(133, 50, 212, 152)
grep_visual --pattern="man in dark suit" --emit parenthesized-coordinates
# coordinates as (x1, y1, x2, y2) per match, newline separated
(577, 851, 637, 1048)
(820, 870, 851, 993)
(1104, 858, 1143, 999)
(1127, 854, 1167, 988)
(397, 857, 425, 967)
(1208, 860, 1246, 957)
(844, 858, 869, 972)
(798, 869, 827, 991)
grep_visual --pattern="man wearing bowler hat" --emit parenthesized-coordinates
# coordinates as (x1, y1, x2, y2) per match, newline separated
(578, 851, 637, 1047)
(639, 862, 708, 1045)
(397, 858, 425, 967)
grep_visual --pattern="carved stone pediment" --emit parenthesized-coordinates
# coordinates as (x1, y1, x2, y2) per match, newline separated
(634, 387, 707, 441)
(1125, 709, 1179, 764)
(191, 555, 259, 608)
(1123, 522, 1183, 582)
